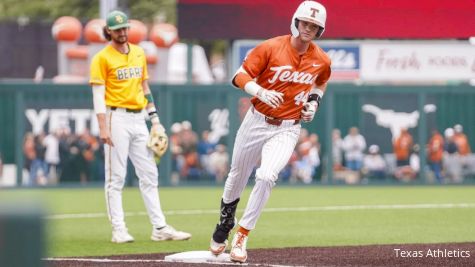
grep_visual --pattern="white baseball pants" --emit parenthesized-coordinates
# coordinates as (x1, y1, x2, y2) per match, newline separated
(104, 108, 167, 231)
(222, 107, 301, 230)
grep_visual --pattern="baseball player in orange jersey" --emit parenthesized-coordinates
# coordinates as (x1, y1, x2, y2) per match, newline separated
(209, 1, 331, 263)
(89, 10, 191, 243)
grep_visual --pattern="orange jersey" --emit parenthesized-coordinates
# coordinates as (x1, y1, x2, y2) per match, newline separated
(453, 133, 471, 155)
(428, 133, 444, 162)
(393, 132, 413, 160)
(241, 35, 331, 120)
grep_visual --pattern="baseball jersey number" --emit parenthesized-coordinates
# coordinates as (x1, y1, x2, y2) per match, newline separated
(294, 91, 309, 106)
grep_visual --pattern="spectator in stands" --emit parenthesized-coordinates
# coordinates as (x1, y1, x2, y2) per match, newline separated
(32, 133, 48, 186)
(180, 121, 198, 154)
(332, 129, 344, 170)
(209, 144, 229, 183)
(210, 53, 227, 83)
(299, 128, 310, 144)
(43, 129, 60, 184)
(280, 152, 297, 183)
(180, 121, 200, 180)
(393, 128, 413, 167)
(309, 134, 321, 163)
(77, 128, 98, 183)
(427, 129, 444, 183)
(293, 133, 320, 184)
(308, 133, 321, 179)
(23, 132, 36, 186)
(93, 136, 105, 182)
(409, 145, 420, 177)
(453, 124, 471, 176)
(57, 126, 72, 182)
(61, 133, 83, 183)
(453, 124, 471, 155)
(362, 145, 386, 180)
(169, 122, 184, 185)
(343, 127, 366, 171)
(198, 130, 217, 176)
(394, 144, 419, 181)
(444, 128, 462, 183)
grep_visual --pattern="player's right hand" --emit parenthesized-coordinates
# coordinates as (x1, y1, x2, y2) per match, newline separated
(257, 88, 284, 108)
(100, 128, 114, 147)
(301, 101, 318, 122)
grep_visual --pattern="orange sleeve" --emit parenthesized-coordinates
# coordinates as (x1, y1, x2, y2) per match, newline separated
(232, 40, 271, 89)
(232, 72, 253, 89)
(241, 42, 270, 79)
(315, 63, 331, 87)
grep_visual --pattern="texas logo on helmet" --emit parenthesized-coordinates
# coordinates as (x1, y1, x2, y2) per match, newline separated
(290, 1, 327, 38)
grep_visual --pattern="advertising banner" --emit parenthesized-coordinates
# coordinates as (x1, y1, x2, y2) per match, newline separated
(361, 43, 475, 82)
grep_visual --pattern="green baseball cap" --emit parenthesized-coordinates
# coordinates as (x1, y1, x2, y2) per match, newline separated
(106, 10, 130, 30)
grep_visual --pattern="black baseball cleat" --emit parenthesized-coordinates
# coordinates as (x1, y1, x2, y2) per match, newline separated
(209, 198, 239, 255)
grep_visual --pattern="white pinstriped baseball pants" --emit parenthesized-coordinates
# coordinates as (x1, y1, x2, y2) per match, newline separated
(104, 108, 167, 231)
(222, 107, 301, 230)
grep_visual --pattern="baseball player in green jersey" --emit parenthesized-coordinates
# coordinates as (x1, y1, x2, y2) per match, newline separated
(89, 10, 191, 243)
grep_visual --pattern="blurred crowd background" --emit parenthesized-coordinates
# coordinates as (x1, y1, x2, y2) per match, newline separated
(0, 0, 474, 187)
(16, 120, 473, 186)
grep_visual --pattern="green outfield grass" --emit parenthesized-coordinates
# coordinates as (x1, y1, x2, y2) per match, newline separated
(1, 186, 474, 257)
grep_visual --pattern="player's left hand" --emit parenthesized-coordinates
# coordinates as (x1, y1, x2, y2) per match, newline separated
(147, 123, 168, 164)
(301, 101, 318, 122)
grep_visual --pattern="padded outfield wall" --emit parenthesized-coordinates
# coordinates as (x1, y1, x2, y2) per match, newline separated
(0, 83, 474, 185)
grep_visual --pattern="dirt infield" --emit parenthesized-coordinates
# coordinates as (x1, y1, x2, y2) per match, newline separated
(46, 242, 475, 267)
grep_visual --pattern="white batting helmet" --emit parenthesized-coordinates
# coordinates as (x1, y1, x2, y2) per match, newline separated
(290, 1, 327, 38)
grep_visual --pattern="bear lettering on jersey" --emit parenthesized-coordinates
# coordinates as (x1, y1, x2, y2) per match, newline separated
(117, 67, 143, 80)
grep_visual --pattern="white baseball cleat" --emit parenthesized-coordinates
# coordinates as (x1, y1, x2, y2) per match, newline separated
(209, 238, 228, 255)
(230, 232, 248, 263)
(111, 228, 134, 243)
(151, 225, 192, 241)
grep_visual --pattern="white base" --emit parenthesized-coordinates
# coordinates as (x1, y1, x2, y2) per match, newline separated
(164, 251, 231, 263)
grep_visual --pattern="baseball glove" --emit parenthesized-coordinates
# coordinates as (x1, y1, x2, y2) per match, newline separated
(147, 126, 168, 164)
